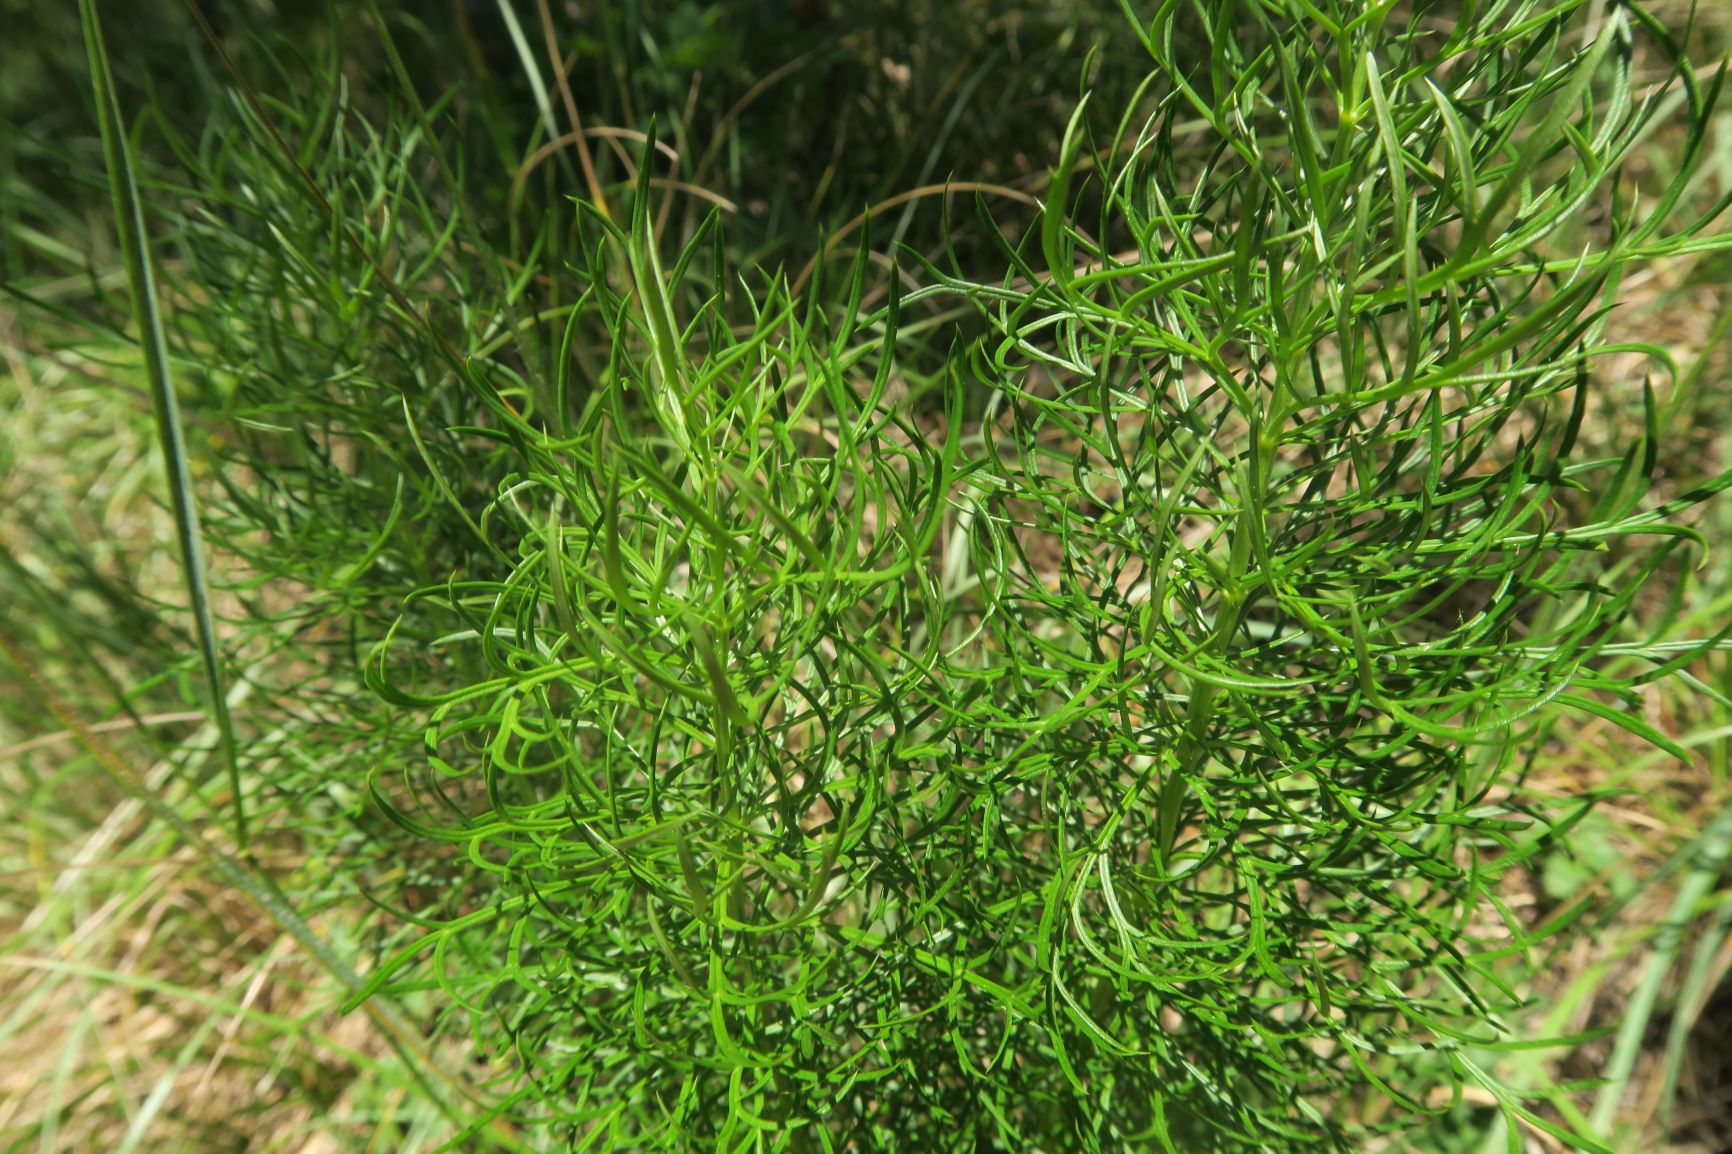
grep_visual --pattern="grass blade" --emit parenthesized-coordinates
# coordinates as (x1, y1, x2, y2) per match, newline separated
(79, 0, 245, 850)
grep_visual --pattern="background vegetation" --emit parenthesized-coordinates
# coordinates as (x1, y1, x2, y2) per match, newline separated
(3, 0, 1732, 1151)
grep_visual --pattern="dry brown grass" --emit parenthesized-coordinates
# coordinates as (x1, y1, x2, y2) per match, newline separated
(0, 309, 461, 1153)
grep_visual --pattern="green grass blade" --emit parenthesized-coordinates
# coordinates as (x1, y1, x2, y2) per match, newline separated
(79, 0, 245, 850)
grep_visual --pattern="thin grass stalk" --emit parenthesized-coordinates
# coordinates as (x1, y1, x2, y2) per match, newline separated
(78, 0, 245, 850)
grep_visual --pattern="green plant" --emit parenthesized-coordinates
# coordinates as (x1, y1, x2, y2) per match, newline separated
(9, 0, 1732, 1151)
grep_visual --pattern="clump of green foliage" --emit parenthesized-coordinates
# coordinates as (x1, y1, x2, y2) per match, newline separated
(15, 0, 1732, 1150)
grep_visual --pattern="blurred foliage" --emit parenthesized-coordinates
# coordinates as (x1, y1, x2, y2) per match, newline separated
(4, 0, 1138, 279)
